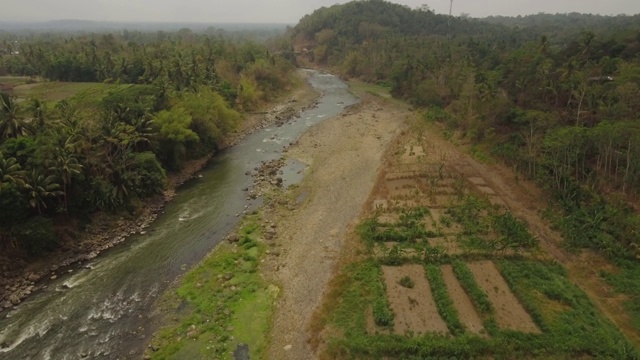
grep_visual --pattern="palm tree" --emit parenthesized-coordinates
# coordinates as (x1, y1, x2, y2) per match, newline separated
(24, 169, 61, 214)
(130, 116, 156, 151)
(48, 150, 83, 213)
(26, 98, 48, 130)
(0, 93, 32, 140)
(0, 152, 25, 188)
(54, 100, 77, 124)
(580, 31, 596, 63)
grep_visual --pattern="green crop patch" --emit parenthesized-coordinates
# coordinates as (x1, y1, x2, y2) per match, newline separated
(496, 260, 639, 358)
(600, 261, 640, 332)
(321, 206, 640, 359)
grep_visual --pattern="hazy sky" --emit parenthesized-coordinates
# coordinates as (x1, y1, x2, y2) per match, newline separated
(2, 0, 640, 23)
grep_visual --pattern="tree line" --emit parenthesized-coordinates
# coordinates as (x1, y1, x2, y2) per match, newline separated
(0, 30, 296, 256)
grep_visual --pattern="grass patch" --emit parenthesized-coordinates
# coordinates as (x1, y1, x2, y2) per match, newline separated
(498, 260, 640, 358)
(447, 195, 491, 238)
(348, 80, 392, 98)
(358, 207, 438, 245)
(447, 194, 538, 254)
(0, 76, 31, 85)
(13, 82, 117, 101)
(147, 216, 276, 360)
(492, 211, 538, 250)
(469, 145, 494, 164)
(327, 260, 394, 334)
(602, 261, 640, 330)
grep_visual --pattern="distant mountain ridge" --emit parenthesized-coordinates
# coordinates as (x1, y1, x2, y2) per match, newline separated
(0, 19, 291, 32)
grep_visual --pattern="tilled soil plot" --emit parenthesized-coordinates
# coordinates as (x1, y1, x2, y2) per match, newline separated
(467, 260, 540, 333)
(441, 264, 486, 335)
(382, 265, 449, 335)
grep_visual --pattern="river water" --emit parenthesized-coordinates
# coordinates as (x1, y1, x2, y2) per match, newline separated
(0, 70, 358, 359)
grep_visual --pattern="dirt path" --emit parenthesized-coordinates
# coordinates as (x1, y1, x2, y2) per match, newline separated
(263, 96, 407, 359)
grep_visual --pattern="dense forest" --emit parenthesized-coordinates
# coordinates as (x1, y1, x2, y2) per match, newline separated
(0, 29, 296, 256)
(293, 0, 640, 262)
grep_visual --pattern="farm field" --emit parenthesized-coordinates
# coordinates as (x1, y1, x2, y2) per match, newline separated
(13, 81, 122, 101)
(0, 76, 124, 102)
(0, 75, 32, 85)
(14, 81, 113, 101)
(314, 119, 640, 359)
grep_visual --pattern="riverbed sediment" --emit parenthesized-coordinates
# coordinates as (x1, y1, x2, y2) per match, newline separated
(261, 94, 410, 359)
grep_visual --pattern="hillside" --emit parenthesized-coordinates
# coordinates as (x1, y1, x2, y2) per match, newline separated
(289, 1, 640, 358)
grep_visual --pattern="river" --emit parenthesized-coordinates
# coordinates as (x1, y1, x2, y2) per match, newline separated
(0, 70, 358, 359)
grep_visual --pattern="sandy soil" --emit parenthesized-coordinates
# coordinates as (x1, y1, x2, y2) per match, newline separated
(441, 264, 485, 335)
(468, 260, 540, 333)
(262, 96, 407, 359)
(382, 264, 449, 335)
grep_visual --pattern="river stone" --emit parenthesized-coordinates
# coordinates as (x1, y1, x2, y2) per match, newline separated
(9, 294, 20, 305)
(27, 273, 39, 282)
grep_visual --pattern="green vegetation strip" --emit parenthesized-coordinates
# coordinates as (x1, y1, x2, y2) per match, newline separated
(424, 264, 465, 336)
(359, 208, 438, 245)
(446, 194, 539, 254)
(328, 260, 394, 336)
(450, 260, 498, 335)
(148, 218, 275, 360)
(327, 259, 640, 358)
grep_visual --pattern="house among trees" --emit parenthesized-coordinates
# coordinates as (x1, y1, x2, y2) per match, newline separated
(0, 83, 14, 95)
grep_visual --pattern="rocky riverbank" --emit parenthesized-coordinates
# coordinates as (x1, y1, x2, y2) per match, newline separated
(0, 72, 320, 313)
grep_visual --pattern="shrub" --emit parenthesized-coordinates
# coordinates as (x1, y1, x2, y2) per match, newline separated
(399, 275, 415, 288)
(11, 217, 59, 256)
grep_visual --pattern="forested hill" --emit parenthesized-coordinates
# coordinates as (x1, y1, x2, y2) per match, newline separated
(292, 0, 640, 265)
(483, 13, 640, 33)
(293, 0, 506, 45)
